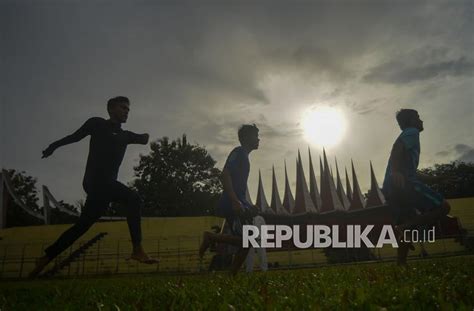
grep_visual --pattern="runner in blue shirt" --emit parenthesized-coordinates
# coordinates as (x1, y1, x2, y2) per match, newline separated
(199, 124, 259, 275)
(383, 109, 451, 266)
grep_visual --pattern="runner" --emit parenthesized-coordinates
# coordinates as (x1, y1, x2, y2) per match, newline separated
(382, 109, 451, 266)
(199, 124, 260, 275)
(29, 96, 157, 278)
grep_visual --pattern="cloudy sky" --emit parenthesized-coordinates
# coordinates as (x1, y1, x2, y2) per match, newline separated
(2, 1, 473, 205)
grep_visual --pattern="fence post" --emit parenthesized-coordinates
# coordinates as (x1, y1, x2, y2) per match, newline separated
(288, 247, 292, 268)
(68, 246, 72, 277)
(197, 235, 201, 272)
(438, 221, 448, 253)
(81, 242, 86, 276)
(156, 239, 160, 273)
(96, 239, 101, 274)
(1, 245, 8, 276)
(136, 240, 140, 274)
(115, 240, 120, 273)
(177, 237, 181, 272)
(18, 244, 26, 278)
(0, 172, 5, 229)
(127, 240, 131, 274)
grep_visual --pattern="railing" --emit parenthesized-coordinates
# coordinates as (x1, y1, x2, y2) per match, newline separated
(0, 232, 473, 279)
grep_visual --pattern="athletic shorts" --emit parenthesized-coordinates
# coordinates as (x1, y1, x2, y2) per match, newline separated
(226, 203, 258, 237)
(387, 181, 444, 224)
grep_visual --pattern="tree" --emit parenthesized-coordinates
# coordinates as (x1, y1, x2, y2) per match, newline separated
(364, 161, 474, 201)
(132, 135, 223, 216)
(420, 161, 474, 199)
(4, 169, 44, 227)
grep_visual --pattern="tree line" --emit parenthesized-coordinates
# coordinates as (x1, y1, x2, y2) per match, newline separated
(3, 135, 474, 227)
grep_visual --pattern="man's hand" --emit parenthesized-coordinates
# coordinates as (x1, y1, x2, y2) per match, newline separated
(142, 133, 150, 144)
(392, 171, 405, 189)
(135, 133, 149, 145)
(42, 146, 55, 158)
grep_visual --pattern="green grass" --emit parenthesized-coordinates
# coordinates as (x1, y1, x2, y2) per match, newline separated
(1, 256, 473, 310)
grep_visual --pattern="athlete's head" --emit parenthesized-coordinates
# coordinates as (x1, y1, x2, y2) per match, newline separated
(396, 109, 423, 132)
(238, 124, 260, 151)
(107, 96, 130, 123)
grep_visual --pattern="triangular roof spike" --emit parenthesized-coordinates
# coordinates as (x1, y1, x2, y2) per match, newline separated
(366, 161, 386, 207)
(308, 147, 322, 211)
(270, 165, 278, 213)
(323, 149, 335, 179)
(319, 156, 325, 198)
(294, 154, 318, 214)
(282, 159, 295, 213)
(322, 149, 330, 183)
(271, 165, 288, 215)
(335, 158, 351, 210)
(320, 150, 345, 212)
(335, 157, 342, 194)
(345, 167, 353, 201)
(256, 170, 273, 214)
(245, 187, 253, 206)
(349, 160, 366, 210)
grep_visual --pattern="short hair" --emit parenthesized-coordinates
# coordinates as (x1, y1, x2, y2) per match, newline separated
(107, 96, 130, 111)
(238, 124, 259, 144)
(396, 109, 418, 130)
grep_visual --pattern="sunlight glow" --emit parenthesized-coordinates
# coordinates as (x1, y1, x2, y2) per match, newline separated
(302, 106, 347, 147)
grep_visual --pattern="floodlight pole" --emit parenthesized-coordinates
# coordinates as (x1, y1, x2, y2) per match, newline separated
(0, 171, 5, 229)
(42, 185, 51, 225)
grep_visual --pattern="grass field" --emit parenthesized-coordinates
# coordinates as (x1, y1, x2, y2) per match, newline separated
(1, 255, 473, 310)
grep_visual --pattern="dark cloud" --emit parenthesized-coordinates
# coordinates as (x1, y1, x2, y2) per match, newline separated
(264, 45, 353, 81)
(435, 150, 450, 157)
(458, 150, 474, 163)
(455, 144, 472, 153)
(2, 1, 472, 202)
(258, 123, 301, 140)
(455, 144, 474, 163)
(345, 99, 385, 115)
(436, 144, 474, 163)
(364, 56, 474, 84)
(194, 116, 301, 153)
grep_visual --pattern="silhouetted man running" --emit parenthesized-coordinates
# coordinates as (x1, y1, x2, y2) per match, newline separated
(199, 124, 260, 275)
(30, 96, 157, 278)
(382, 109, 451, 266)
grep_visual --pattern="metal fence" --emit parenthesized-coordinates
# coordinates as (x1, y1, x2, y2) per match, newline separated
(1, 233, 473, 279)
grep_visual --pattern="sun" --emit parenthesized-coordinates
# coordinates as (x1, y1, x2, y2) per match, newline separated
(302, 106, 347, 147)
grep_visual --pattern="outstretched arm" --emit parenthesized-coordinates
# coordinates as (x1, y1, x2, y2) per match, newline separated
(126, 132, 149, 145)
(42, 118, 96, 158)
